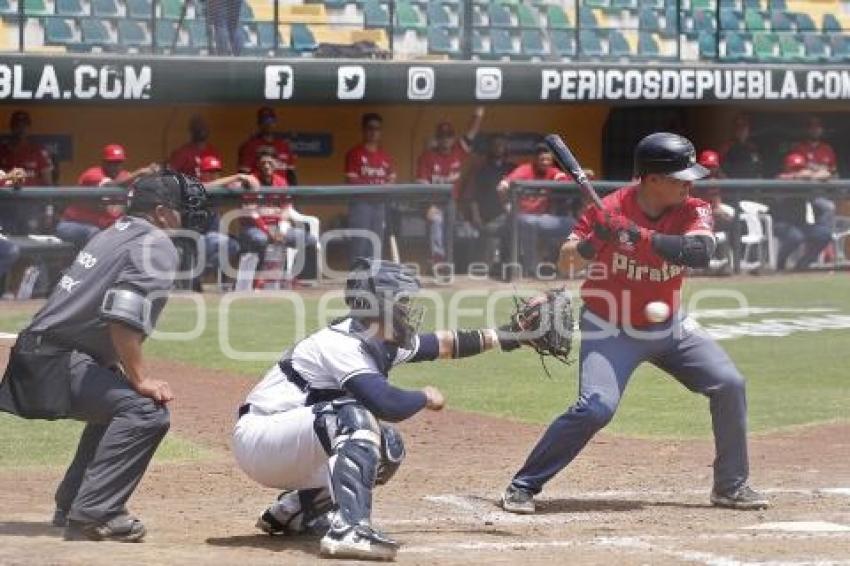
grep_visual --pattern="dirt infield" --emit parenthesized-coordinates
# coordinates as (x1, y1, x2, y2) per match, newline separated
(1, 355, 849, 565)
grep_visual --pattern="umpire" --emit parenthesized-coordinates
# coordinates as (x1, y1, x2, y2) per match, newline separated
(0, 171, 208, 542)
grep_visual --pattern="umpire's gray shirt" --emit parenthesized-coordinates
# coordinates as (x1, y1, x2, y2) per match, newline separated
(27, 216, 178, 366)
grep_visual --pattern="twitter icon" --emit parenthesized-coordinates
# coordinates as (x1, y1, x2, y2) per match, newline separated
(337, 66, 366, 99)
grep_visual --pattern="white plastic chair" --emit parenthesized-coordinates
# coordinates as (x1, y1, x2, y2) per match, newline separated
(282, 206, 322, 282)
(738, 200, 774, 272)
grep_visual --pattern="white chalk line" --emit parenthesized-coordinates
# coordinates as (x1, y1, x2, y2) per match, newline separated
(0, 332, 18, 340)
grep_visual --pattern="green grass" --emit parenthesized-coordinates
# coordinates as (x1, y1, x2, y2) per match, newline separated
(2, 275, 849, 444)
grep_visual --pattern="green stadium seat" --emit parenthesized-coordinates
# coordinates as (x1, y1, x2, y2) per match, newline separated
(584, 0, 610, 8)
(639, 8, 661, 30)
(127, 0, 152, 19)
(770, 11, 794, 31)
(517, 3, 539, 28)
(829, 34, 850, 61)
(118, 19, 147, 47)
(23, 0, 50, 15)
(801, 34, 826, 61)
(744, 10, 767, 31)
(639, 0, 664, 8)
(719, 0, 737, 8)
(579, 7, 598, 28)
(428, 26, 456, 54)
(698, 30, 717, 57)
(743, 0, 761, 8)
(56, 0, 85, 16)
(778, 33, 804, 60)
(187, 19, 208, 47)
(720, 8, 743, 30)
(472, 29, 490, 56)
(822, 14, 842, 32)
(794, 13, 815, 32)
(608, 29, 632, 56)
(154, 20, 183, 48)
(691, 0, 714, 9)
(768, 0, 786, 9)
(546, 5, 570, 29)
(753, 31, 778, 59)
(427, 2, 451, 26)
(521, 28, 547, 56)
(92, 0, 119, 17)
(396, 0, 423, 29)
(579, 29, 604, 56)
(364, 0, 389, 27)
(612, 0, 638, 8)
(724, 31, 748, 60)
(239, 2, 254, 22)
(80, 18, 113, 45)
(488, 2, 512, 27)
(693, 9, 716, 33)
(551, 29, 575, 57)
(291, 22, 317, 51)
(0, 0, 14, 15)
(44, 17, 75, 43)
(638, 31, 659, 55)
(160, 0, 182, 19)
(256, 22, 278, 49)
(491, 28, 517, 56)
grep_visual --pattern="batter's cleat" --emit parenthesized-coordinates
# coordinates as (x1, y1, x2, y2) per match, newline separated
(52, 508, 69, 527)
(319, 522, 398, 561)
(711, 484, 770, 510)
(64, 516, 146, 542)
(501, 485, 536, 514)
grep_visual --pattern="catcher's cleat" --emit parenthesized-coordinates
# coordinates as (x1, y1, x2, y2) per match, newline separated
(319, 521, 398, 561)
(64, 516, 146, 542)
(501, 485, 536, 514)
(710, 484, 770, 510)
(52, 507, 69, 528)
(257, 490, 332, 536)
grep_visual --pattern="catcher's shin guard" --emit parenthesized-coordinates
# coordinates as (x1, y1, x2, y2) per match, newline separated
(376, 424, 405, 485)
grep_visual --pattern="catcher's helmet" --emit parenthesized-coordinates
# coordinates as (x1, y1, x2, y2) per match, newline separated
(127, 170, 209, 232)
(345, 258, 422, 348)
(634, 132, 709, 181)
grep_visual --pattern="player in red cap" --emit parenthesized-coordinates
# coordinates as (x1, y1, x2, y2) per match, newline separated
(56, 144, 159, 248)
(168, 115, 223, 178)
(789, 115, 837, 177)
(719, 113, 762, 178)
(695, 149, 735, 273)
(238, 107, 297, 184)
(198, 155, 260, 189)
(415, 107, 485, 269)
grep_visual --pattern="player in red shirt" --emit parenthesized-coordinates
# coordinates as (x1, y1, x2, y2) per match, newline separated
(56, 144, 158, 248)
(415, 107, 485, 267)
(497, 144, 575, 277)
(238, 107, 298, 185)
(789, 115, 837, 177)
(168, 115, 223, 178)
(501, 132, 768, 514)
(345, 113, 396, 261)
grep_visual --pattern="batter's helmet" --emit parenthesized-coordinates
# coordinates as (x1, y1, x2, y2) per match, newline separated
(634, 132, 709, 181)
(784, 152, 807, 172)
(127, 171, 209, 232)
(345, 258, 422, 348)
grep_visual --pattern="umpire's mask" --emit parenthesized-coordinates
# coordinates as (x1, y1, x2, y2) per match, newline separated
(128, 171, 210, 233)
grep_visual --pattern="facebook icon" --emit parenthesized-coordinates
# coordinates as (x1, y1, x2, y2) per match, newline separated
(264, 65, 294, 100)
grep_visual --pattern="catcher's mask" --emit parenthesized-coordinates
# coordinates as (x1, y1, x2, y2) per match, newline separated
(344, 258, 423, 349)
(127, 170, 209, 233)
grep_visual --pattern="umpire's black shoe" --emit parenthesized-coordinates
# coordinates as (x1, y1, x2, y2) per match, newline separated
(64, 516, 147, 542)
(501, 484, 536, 514)
(52, 508, 69, 527)
(711, 484, 770, 510)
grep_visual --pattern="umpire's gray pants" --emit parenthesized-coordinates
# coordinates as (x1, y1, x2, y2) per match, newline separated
(511, 309, 749, 495)
(54, 356, 170, 523)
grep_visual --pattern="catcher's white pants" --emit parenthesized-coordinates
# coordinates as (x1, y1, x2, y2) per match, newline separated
(232, 407, 330, 490)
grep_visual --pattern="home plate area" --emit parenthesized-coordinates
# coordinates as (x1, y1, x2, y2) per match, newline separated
(388, 488, 850, 564)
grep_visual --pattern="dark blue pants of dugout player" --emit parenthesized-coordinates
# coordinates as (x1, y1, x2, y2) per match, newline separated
(511, 309, 749, 496)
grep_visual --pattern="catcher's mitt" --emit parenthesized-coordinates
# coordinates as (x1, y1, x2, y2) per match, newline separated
(497, 287, 574, 366)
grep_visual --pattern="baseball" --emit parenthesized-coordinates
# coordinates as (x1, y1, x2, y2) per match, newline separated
(645, 301, 671, 323)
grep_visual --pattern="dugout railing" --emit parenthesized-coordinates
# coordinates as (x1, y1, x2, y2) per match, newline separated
(508, 179, 850, 280)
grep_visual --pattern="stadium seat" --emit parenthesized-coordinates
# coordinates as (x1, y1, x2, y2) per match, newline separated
(428, 26, 456, 54)
(291, 22, 317, 51)
(546, 4, 570, 29)
(744, 9, 767, 30)
(794, 13, 815, 32)
(770, 11, 794, 31)
(0, 0, 15, 15)
(802, 33, 827, 60)
(720, 8, 743, 30)
(472, 29, 490, 57)
(638, 31, 660, 55)
(752, 31, 778, 59)
(56, 0, 85, 16)
(491, 27, 517, 56)
(23, 0, 50, 15)
(639, 8, 661, 30)
(608, 29, 632, 56)
(779, 33, 803, 59)
(743, 0, 762, 8)
(612, 0, 638, 8)
(118, 19, 148, 47)
(396, 0, 424, 30)
(80, 18, 113, 45)
(691, 0, 714, 9)
(585, 0, 610, 8)
(44, 17, 75, 44)
(698, 30, 718, 57)
(239, 2, 255, 22)
(579, 6, 599, 27)
(693, 9, 716, 33)
(579, 28, 605, 56)
(521, 28, 547, 56)
(154, 20, 179, 48)
(364, 0, 389, 27)
(551, 29, 575, 57)
(724, 30, 749, 60)
(127, 0, 152, 19)
(92, 0, 119, 17)
(639, 0, 664, 8)
(488, 2, 512, 27)
(829, 34, 850, 61)
(822, 14, 842, 32)
(768, 0, 786, 9)
(517, 3, 539, 28)
(256, 21, 279, 49)
(187, 19, 208, 48)
(427, 2, 451, 27)
(160, 0, 182, 19)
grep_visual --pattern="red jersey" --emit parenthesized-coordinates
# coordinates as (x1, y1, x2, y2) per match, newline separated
(241, 188, 291, 236)
(238, 135, 297, 172)
(0, 139, 52, 186)
(169, 142, 222, 177)
(62, 166, 129, 228)
(789, 140, 837, 171)
(503, 163, 568, 215)
(573, 184, 713, 328)
(345, 144, 396, 185)
(416, 141, 470, 184)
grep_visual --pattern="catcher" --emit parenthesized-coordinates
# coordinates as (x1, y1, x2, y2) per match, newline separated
(231, 258, 568, 561)
(500, 132, 768, 515)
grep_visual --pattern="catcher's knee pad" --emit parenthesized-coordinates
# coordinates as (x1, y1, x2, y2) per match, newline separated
(376, 424, 405, 486)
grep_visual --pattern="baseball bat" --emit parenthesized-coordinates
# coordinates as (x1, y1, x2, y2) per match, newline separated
(544, 134, 605, 210)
